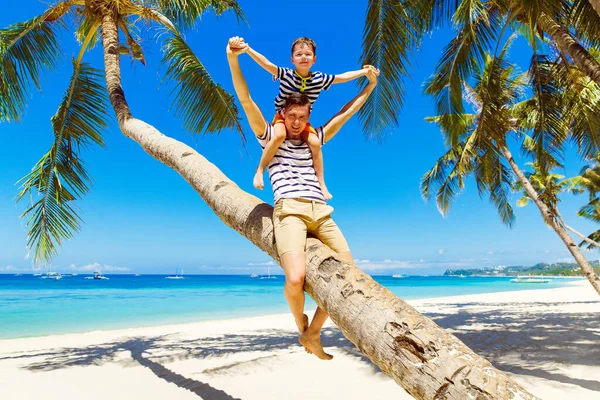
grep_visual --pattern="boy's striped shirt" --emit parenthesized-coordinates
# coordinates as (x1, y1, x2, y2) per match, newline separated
(273, 67, 335, 113)
(257, 124, 326, 203)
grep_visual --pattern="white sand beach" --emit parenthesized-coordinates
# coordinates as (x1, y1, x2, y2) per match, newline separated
(0, 280, 598, 400)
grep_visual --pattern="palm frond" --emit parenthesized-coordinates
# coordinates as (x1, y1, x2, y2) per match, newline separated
(148, 0, 246, 29)
(425, 113, 476, 147)
(74, 6, 102, 51)
(15, 60, 109, 264)
(161, 34, 244, 139)
(424, 1, 501, 117)
(0, 3, 72, 121)
(523, 54, 567, 171)
(357, 0, 422, 141)
(567, 0, 600, 48)
(559, 55, 600, 159)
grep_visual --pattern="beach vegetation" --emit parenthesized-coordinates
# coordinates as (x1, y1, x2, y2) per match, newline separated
(420, 31, 600, 295)
(1, 0, 245, 263)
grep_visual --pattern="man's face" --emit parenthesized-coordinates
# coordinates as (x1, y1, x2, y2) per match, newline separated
(291, 44, 316, 70)
(281, 104, 310, 138)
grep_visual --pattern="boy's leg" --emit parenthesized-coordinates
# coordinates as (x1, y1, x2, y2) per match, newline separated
(253, 123, 286, 189)
(306, 133, 332, 200)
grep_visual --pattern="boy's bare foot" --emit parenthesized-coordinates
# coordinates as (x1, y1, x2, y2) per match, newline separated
(299, 331, 333, 360)
(253, 170, 264, 190)
(296, 314, 312, 354)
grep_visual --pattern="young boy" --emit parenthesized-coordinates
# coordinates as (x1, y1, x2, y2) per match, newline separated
(231, 36, 370, 200)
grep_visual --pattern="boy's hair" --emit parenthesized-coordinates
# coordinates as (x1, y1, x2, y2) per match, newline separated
(283, 93, 311, 113)
(291, 37, 317, 56)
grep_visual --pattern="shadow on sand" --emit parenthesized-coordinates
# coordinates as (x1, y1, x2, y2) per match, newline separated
(1, 299, 598, 397)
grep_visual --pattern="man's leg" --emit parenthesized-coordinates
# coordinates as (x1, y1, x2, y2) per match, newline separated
(280, 250, 309, 334)
(299, 250, 351, 360)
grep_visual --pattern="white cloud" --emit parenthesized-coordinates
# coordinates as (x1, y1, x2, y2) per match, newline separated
(0, 265, 18, 272)
(247, 261, 275, 266)
(69, 263, 130, 272)
(438, 249, 445, 255)
(419, 259, 425, 263)
(353, 259, 371, 264)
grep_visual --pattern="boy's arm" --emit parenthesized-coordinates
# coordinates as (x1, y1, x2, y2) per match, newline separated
(322, 67, 379, 143)
(246, 46, 279, 77)
(226, 39, 267, 137)
(331, 65, 371, 84)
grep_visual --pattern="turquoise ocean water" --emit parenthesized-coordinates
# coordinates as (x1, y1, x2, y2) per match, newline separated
(0, 274, 579, 339)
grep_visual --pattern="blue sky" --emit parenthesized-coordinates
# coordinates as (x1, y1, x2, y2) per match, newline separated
(1, 0, 598, 275)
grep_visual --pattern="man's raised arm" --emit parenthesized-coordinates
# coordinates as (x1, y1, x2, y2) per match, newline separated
(226, 37, 267, 137)
(322, 67, 379, 143)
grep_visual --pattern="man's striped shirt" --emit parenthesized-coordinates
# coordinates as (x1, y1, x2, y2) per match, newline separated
(257, 124, 326, 203)
(273, 67, 335, 113)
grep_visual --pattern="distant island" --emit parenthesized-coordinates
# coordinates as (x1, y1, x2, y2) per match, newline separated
(444, 261, 600, 277)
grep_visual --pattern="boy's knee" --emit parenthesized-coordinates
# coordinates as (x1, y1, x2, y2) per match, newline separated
(273, 124, 287, 140)
(306, 134, 321, 150)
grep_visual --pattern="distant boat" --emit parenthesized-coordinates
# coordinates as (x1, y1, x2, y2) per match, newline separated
(250, 273, 259, 278)
(260, 267, 277, 279)
(41, 272, 62, 280)
(33, 273, 42, 276)
(392, 274, 407, 278)
(166, 268, 184, 280)
(510, 275, 551, 284)
(85, 271, 109, 280)
(458, 274, 466, 278)
(14, 273, 22, 277)
(135, 274, 141, 277)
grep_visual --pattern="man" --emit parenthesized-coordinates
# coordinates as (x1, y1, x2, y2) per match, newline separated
(226, 37, 379, 360)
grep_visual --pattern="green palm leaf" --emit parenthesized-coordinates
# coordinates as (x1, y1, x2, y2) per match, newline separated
(424, 1, 502, 117)
(162, 34, 244, 139)
(15, 60, 109, 264)
(0, 3, 72, 122)
(149, 0, 246, 29)
(523, 54, 567, 171)
(357, 0, 422, 140)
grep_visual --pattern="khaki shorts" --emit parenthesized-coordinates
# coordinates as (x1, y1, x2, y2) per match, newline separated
(273, 198, 350, 256)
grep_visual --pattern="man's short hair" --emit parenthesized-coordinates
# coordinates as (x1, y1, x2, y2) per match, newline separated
(283, 93, 311, 113)
(291, 37, 317, 56)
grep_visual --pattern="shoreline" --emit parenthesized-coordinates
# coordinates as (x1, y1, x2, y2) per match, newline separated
(0, 278, 589, 343)
(0, 280, 598, 399)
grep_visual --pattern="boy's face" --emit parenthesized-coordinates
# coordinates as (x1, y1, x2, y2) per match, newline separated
(291, 44, 316, 70)
(281, 105, 311, 138)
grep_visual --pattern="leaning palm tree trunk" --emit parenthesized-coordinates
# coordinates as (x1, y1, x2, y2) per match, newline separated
(589, 0, 600, 19)
(100, 10, 536, 399)
(538, 12, 600, 87)
(501, 145, 600, 294)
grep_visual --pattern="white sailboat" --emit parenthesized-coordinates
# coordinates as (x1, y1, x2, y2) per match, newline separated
(166, 268, 185, 279)
(260, 266, 277, 279)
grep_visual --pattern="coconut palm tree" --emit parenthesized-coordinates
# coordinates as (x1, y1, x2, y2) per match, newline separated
(1, 2, 537, 398)
(513, 162, 600, 250)
(359, 0, 600, 137)
(421, 35, 600, 294)
(1, 0, 245, 263)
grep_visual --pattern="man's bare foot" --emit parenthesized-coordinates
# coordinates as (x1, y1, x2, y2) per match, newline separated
(296, 314, 312, 354)
(253, 170, 264, 190)
(299, 331, 333, 360)
(320, 184, 332, 201)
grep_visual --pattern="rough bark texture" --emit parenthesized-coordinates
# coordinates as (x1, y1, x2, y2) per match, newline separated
(501, 145, 600, 295)
(100, 11, 538, 399)
(538, 12, 600, 87)
(589, 0, 600, 19)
